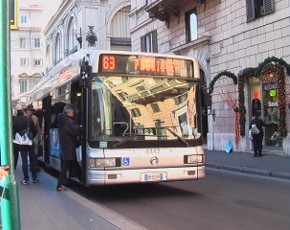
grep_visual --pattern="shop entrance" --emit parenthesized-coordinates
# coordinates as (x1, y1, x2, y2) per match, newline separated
(249, 79, 282, 149)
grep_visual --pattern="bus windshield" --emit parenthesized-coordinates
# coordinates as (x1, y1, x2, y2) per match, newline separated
(90, 75, 201, 141)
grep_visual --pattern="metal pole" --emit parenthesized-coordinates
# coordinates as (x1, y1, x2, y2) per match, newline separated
(0, 0, 21, 229)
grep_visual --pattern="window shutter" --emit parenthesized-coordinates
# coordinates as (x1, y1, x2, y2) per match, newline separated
(152, 30, 158, 53)
(140, 35, 146, 52)
(263, 0, 274, 15)
(246, 0, 256, 22)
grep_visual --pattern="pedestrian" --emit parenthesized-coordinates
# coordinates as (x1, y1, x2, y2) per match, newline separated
(13, 104, 39, 184)
(56, 104, 82, 191)
(25, 104, 40, 171)
(249, 110, 265, 157)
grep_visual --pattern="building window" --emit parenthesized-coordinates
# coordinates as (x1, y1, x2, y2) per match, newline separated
(21, 15, 27, 24)
(55, 33, 62, 63)
(174, 92, 188, 105)
(67, 17, 77, 53)
(136, 86, 146, 92)
(20, 58, 29, 66)
(246, 0, 274, 22)
(118, 92, 128, 101)
(34, 59, 42, 66)
(140, 30, 158, 53)
(20, 38, 26, 48)
(185, 9, 198, 42)
(150, 103, 160, 113)
(34, 38, 40, 48)
(19, 80, 28, 93)
(131, 108, 141, 117)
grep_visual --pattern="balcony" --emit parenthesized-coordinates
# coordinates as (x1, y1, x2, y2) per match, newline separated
(145, 0, 187, 22)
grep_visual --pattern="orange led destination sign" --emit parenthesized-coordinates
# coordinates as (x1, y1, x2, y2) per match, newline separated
(100, 54, 193, 78)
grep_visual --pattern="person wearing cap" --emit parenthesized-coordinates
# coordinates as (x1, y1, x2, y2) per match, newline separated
(25, 104, 40, 170)
(13, 104, 39, 184)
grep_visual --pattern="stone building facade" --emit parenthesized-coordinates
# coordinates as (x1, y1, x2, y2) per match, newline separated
(130, 0, 290, 155)
(10, 3, 45, 104)
(44, 0, 131, 73)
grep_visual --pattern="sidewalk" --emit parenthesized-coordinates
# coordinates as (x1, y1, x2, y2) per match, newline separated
(205, 150, 290, 180)
(14, 167, 146, 230)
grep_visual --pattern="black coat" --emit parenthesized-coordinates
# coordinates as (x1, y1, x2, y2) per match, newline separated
(250, 117, 265, 151)
(57, 113, 81, 161)
(13, 110, 37, 151)
(249, 117, 265, 136)
(13, 110, 37, 138)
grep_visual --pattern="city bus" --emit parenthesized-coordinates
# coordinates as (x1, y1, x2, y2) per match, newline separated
(30, 50, 205, 186)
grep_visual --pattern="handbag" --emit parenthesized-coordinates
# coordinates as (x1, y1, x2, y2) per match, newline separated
(251, 124, 260, 135)
(13, 129, 33, 146)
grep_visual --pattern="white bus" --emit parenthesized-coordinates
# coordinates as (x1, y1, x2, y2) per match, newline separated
(31, 50, 205, 185)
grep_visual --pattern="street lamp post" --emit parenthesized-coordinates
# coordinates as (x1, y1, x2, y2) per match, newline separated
(0, 1, 21, 229)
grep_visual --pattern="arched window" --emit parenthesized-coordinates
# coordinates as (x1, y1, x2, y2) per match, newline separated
(55, 33, 62, 64)
(46, 44, 50, 67)
(67, 17, 77, 54)
(110, 6, 131, 51)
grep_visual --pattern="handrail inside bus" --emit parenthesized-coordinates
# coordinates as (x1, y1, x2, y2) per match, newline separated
(113, 122, 129, 136)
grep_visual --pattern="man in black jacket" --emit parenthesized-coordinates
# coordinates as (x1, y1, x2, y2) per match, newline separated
(56, 104, 82, 191)
(13, 104, 38, 184)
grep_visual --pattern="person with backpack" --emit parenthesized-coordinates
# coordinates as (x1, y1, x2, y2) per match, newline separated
(13, 104, 39, 184)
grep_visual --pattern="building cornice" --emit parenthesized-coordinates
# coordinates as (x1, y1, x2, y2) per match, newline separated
(18, 27, 41, 32)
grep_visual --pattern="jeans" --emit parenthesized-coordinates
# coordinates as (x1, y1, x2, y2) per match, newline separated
(20, 147, 38, 181)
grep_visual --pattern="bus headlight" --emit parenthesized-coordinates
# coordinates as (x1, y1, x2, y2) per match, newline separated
(184, 155, 204, 164)
(89, 158, 117, 168)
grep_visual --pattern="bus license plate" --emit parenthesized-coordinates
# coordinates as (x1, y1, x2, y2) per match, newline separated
(141, 172, 166, 182)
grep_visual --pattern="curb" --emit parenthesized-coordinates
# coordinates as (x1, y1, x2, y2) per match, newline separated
(206, 163, 290, 180)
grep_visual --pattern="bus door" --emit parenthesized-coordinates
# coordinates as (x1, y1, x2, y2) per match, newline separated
(42, 95, 51, 164)
(70, 80, 85, 181)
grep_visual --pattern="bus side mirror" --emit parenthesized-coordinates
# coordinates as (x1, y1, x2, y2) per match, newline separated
(80, 58, 92, 87)
(201, 87, 212, 116)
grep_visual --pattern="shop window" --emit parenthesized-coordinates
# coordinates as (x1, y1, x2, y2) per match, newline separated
(246, 0, 274, 22)
(185, 9, 198, 42)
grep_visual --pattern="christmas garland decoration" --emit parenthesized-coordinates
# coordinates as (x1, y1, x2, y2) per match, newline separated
(255, 57, 290, 137)
(211, 56, 290, 141)
(256, 56, 290, 76)
(237, 68, 256, 136)
(209, 71, 237, 94)
(209, 71, 240, 146)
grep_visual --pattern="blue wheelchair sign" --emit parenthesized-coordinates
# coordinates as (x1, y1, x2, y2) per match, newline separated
(122, 157, 130, 166)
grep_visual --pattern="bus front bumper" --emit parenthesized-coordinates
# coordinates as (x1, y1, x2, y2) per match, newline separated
(86, 165, 205, 185)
